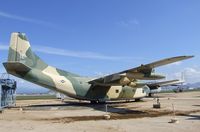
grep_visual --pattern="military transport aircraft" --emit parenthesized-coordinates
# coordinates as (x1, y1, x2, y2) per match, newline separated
(3, 33, 193, 103)
(147, 79, 185, 97)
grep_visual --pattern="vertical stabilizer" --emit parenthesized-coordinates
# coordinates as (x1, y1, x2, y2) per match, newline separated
(7, 32, 48, 69)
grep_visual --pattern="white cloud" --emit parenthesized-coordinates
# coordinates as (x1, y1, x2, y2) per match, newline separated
(184, 67, 200, 77)
(170, 67, 200, 83)
(0, 10, 56, 28)
(0, 44, 142, 61)
(0, 68, 6, 74)
(0, 44, 8, 50)
(117, 18, 139, 27)
(33, 45, 138, 60)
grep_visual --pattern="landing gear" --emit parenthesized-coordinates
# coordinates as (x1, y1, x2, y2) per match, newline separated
(148, 93, 151, 97)
(90, 100, 106, 104)
(148, 93, 154, 97)
(90, 100, 98, 104)
(98, 101, 106, 104)
(125, 99, 131, 102)
(135, 98, 141, 102)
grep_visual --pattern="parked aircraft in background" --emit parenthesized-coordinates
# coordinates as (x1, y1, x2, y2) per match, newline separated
(147, 79, 184, 96)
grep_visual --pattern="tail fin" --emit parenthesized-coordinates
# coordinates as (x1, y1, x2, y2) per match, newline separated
(7, 32, 48, 69)
(4, 32, 79, 78)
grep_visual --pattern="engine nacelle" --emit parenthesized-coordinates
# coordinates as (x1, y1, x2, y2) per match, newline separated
(119, 77, 131, 85)
(128, 82, 137, 87)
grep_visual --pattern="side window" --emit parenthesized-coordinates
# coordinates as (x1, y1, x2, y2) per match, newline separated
(60, 80, 65, 83)
(116, 89, 119, 93)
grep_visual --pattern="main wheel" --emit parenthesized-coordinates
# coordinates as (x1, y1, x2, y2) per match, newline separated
(148, 93, 153, 97)
(98, 101, 106, 104)
(90, 100, 98, 104)
(135, 98, 141, 102)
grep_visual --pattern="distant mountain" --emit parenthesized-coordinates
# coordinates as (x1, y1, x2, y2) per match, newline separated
(161, 81, 200, 92)
(186, 82, 200, 89)
(16, 87, 49, 94)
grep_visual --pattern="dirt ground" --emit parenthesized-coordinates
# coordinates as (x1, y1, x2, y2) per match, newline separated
(0, 91, 200, 132)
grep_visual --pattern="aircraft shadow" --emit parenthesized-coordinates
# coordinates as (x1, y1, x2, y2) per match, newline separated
(193, 105, 200, 107)
(185, 115, 200, 120)
(25, 100, 146, 115)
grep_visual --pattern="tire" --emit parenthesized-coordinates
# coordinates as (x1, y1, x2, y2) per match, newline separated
(90, 100, 98, 104)
(135, 98, 141, 102)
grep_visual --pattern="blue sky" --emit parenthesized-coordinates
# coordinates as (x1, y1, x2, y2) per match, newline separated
(0, 0, 200, 93)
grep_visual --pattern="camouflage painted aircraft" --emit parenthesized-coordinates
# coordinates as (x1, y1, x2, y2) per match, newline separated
(3, 33, 193, 103)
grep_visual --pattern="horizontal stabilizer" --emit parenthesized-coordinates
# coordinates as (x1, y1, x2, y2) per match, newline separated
(3, 62, 31, 77)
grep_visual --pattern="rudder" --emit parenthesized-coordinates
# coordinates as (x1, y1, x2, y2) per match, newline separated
(7, 32, 48, 69)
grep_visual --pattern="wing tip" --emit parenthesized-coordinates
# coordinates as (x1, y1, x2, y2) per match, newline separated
(183, 55, 194, 59)
(174, 55, 194, 60)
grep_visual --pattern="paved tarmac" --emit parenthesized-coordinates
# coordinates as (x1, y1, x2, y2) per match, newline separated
(0, 91, 199, 132)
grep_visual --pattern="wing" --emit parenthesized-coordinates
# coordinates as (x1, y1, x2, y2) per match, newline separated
(147, 79, 184, 90)
(88, 56, 193, 86)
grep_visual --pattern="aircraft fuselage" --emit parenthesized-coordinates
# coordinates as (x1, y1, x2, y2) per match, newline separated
(4, 63, 149, 101)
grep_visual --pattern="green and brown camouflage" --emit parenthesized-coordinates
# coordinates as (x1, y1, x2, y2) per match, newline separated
(3, 32, 194, 103)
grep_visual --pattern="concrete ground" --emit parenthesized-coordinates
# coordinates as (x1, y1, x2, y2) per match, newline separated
(0, 91, 200, 132)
